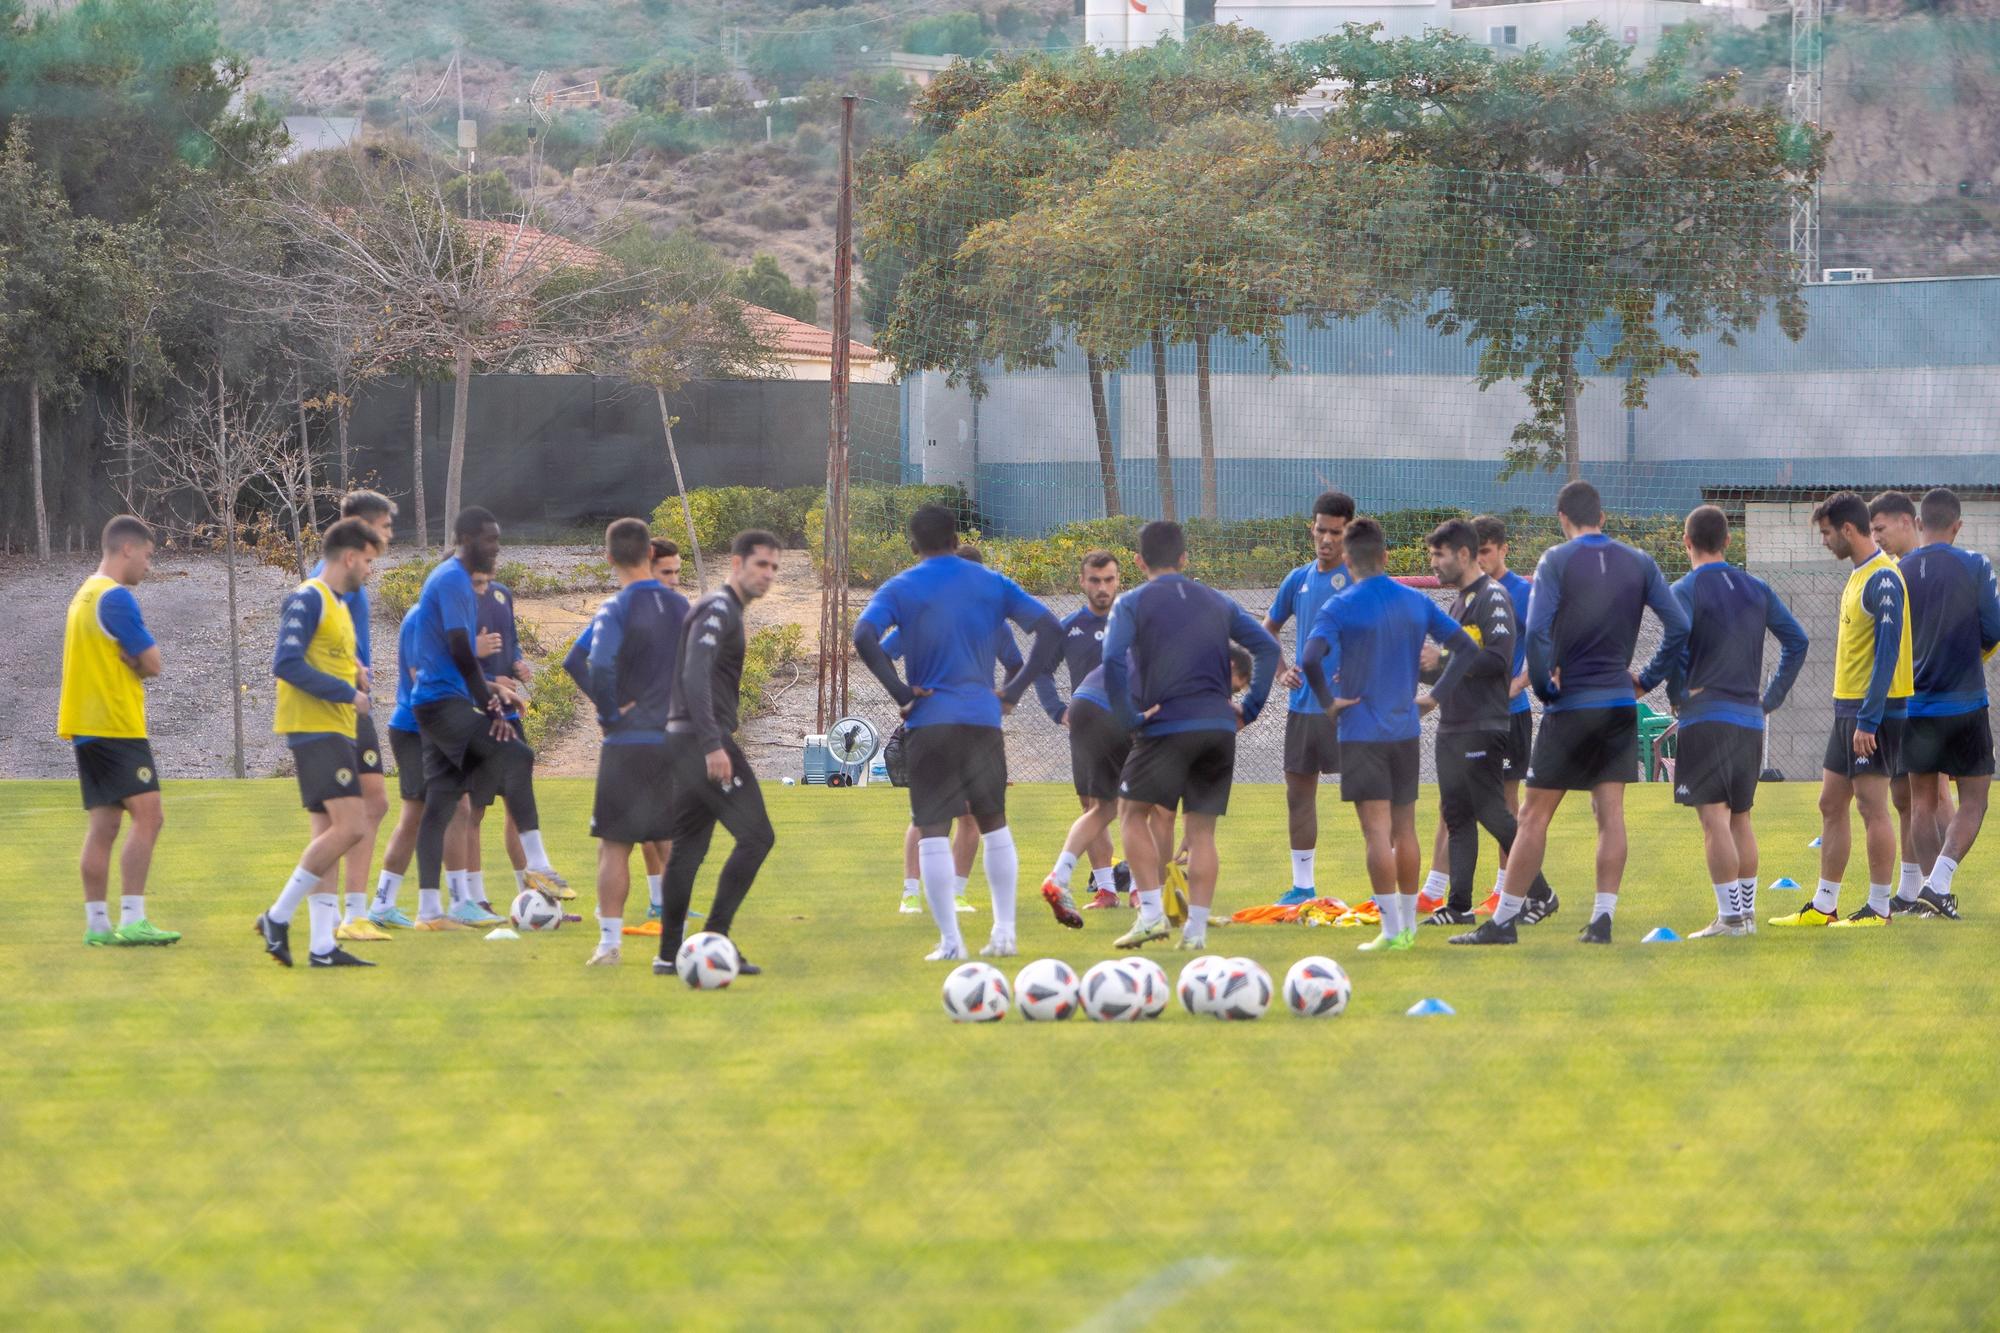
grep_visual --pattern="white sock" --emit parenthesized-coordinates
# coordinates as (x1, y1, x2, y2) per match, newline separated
(1186, 904, 1210, 937)
(119, 894, 146, 927)
(1592, 893, 1618, 921)
(597, 916, 621, 951)
(902, 876, 920, 900)
(1421, 870, 1449, 900)
(85, 901, 111, 933)
(1391, 893, 1414, 933)
(343, 891, 368, 924)
(1930, 854, 1959, 896)
(375, 870, 403, 910)
(647, 874, 664, 910)
(1897, 861, 1922, 902)
(1091, 865, 1116, 893)
(468, 871, 487, 906)
(514, 869, 528, 892)
(269, 865, 318, 924)
(1051, 850, 1079, 889)
(952, 874, 970, 900)
(1138, 888, 1164, 921)
(1813, 878, 1841, 915)
(307, 892, 339, 955)
(1867, 882, 1892, 915)
(418, 888, 444, 920)
(447, 870, 467, 905)
(1493, 891, 1526, 925)
(1291, 848, 1316, 890)
(981, 829, 1019, 934)
(919, 837, 963, 951)
(1493, 868, 1507, 895)
(520, 829, 552, 873)
(1737, 878, 1758, 919)
(1373, 895, 1398, 935)
(1713, 882, 1735, 917)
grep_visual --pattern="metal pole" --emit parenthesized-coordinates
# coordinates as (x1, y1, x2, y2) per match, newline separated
(817, 93, 858, 732)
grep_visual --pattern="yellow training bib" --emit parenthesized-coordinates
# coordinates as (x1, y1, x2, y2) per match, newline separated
(274, 578, 359, 738)
(1832, 551, 1914, 703)
(56, 575, 149, 740)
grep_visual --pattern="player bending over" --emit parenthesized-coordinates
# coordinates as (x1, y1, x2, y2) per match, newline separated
(1104, 520, 1279, 953)
(1451, 480, 1690, 946)
(854, 505, 1061, 962)
(654, 529, 784, 975)
(1637, 505, 1807, 937)
(256, 518, 386, 967)
(1035, 549, 1129, 917)
(59, 515, 178, 948)
(1300, 517, 1478, 952)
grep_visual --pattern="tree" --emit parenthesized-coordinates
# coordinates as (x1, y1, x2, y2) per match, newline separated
(731, 253, 817, 324)
(1300, 22, 1825, 479)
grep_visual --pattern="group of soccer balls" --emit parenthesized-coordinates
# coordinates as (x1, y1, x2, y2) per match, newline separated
(941, 954, 1353, 1023)
(508, 889, 741, 989)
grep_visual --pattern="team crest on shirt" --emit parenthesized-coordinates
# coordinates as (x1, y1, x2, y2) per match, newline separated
(363, 749, 379, 767)
(336, 767, 354, 785)
(136, 766, 153, 783)
(493, 590, 507, 604)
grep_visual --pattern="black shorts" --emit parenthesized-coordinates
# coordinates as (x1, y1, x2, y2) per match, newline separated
(591, 742, 677, 845)
(1502, 709, 1534, 779)
(354, 713, 385, 777)
(75, 738, 160, 810)
(1902, 711, 1995, 779)
(1824, 714, 1905, 781)
(1282, 710, 1340, 776)
(1341, 738, 1421, 805)
(1068, 699, 1132, 802)
(416, 698, 523, 806)
(1526, 707, 1639, 792)
(388, 726, 425, 802)
(291, 734, 364, 812)
(906, 724, 1008, 827)
(1674, 723, 1762, 813)
(1120, 729, 1236, 816)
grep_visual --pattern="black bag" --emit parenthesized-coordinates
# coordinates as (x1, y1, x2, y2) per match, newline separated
(883, 723, 910, 787)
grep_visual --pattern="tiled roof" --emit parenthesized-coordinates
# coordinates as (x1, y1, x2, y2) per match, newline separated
(457, 217, 608, 280)
(740, 303, 881, 365)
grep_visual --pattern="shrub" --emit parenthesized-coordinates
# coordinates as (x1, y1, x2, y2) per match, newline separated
(375, 558, 433, 619)
(739, 622, 805, 726)
(654, 485, 818, 557)
(521, 631, 585, 752)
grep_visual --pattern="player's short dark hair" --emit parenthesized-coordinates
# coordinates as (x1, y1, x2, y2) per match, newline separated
(1080, 549, 1119, 573)
(101, 514, 153, 554)
(1138, 520, 1186, 570)
(322, 516, 383, 557)
(1426, 519, 1477, 558)
(649, 537, 680, 562)
(453, 506, 498, 543)
(1685, 504, 1730, 555)
(732, 529, 780, 558)
(955, 544, 985, 565)
(1811, 491, 1869, 534)
(1227, 642, 1253, 684)
(908, 503, 959, 555)
(1343, 516, 1387, 572)
(1920, 487, 1962, 531)
(340, 489, 397, 521)
(1312, 491, 1356, 522)
(1471, 514, 1508, 549)
(1556, 480, 1603, 528)
(606, 517, 652, 568)
(1868, 490, 1917, 522)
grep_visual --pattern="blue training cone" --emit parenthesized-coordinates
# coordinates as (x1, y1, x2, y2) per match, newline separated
(1642, 926, 1680, 943)
(1768, 876, 1802, 891)
(1808, 836, 1823, 849)
(1406, 997, 1455, 1017)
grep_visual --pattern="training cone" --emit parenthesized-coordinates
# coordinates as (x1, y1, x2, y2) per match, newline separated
(1808, 836, 1823, 849)
(484, 927, 520, 941)
(1769, 876, 1803, 891)
(1406, 997, 1455, 1017)
(1642, 926, 1680, 943)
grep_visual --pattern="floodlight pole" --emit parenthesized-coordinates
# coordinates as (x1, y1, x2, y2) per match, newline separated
(1787, 0, 1823, 282)
(816, 92, 858, 732)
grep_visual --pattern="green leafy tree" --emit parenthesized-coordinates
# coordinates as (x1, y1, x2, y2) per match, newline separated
(731, 253, 818, 324)
(902, 13, 987, 57)
(1299, 22, 1826, 478)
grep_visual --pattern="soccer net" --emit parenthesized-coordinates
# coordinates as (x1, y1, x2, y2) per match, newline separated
(839, 160, 2000, 785)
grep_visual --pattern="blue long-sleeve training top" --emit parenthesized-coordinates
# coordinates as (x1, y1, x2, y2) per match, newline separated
(585, 579, 688, 744)
(311, 557, 373, 668)
(1500, 568, 1533, 716)
(410, 556, 488, 707)
(1033, 606, 1110, 722)
(1100, 574, 1278, 736)
(478, 581, 525, 722)
(1638, 562, 1808, 731)
(1301, 573, 1477, 743)
(852, 554, 1061, 729)
(1902, 542, 2000, 716)
(1525, 533, 1690, 712)
(880, 623, 1025, 679)
(1266, 560, 1351, 716)
(389, 609, 420, 733)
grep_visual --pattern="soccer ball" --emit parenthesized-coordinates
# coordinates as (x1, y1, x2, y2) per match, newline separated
(1282, 956, 1352, 1018)
(509, 888, 562, 932)
(674, 931, 741, 990)
(1212, 957, 1273, 1021)
(1177, 955, 1225, 1016)
(1119, 957, 1169, 1020)
(941, 962, 1011, 1022)
(1080, 959, 1144, 1022)
(1013, 958, 1081, 1022)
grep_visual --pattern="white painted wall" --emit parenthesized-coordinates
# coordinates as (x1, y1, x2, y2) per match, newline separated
(1747, 501, 2000, 570)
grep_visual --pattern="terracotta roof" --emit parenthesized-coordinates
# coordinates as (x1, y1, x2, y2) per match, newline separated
(741, 303, 881, 365)
(457, 217, 608, 281)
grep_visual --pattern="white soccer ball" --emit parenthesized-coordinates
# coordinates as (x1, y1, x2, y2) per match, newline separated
(1177, 954, 1226, 1016)
(509, 888, 562, 932)
(1119, 957, 1169, 1020)
(675, 931, 741, 990)
(1283, 955, 1352, 1019)
(1013, 958, 1081, 1022)
(1080, 959, 1145, 1022)
(1212, 957, 1273, 1021)
(941, 961, 1011, 1022)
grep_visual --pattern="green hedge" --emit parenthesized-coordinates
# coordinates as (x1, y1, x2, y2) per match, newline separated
(653, 486, 823, 557)
(521, 631, 585, 753)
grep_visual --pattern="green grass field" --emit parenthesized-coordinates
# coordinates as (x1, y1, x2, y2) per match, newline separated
(3, 778, 1996, 1328)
